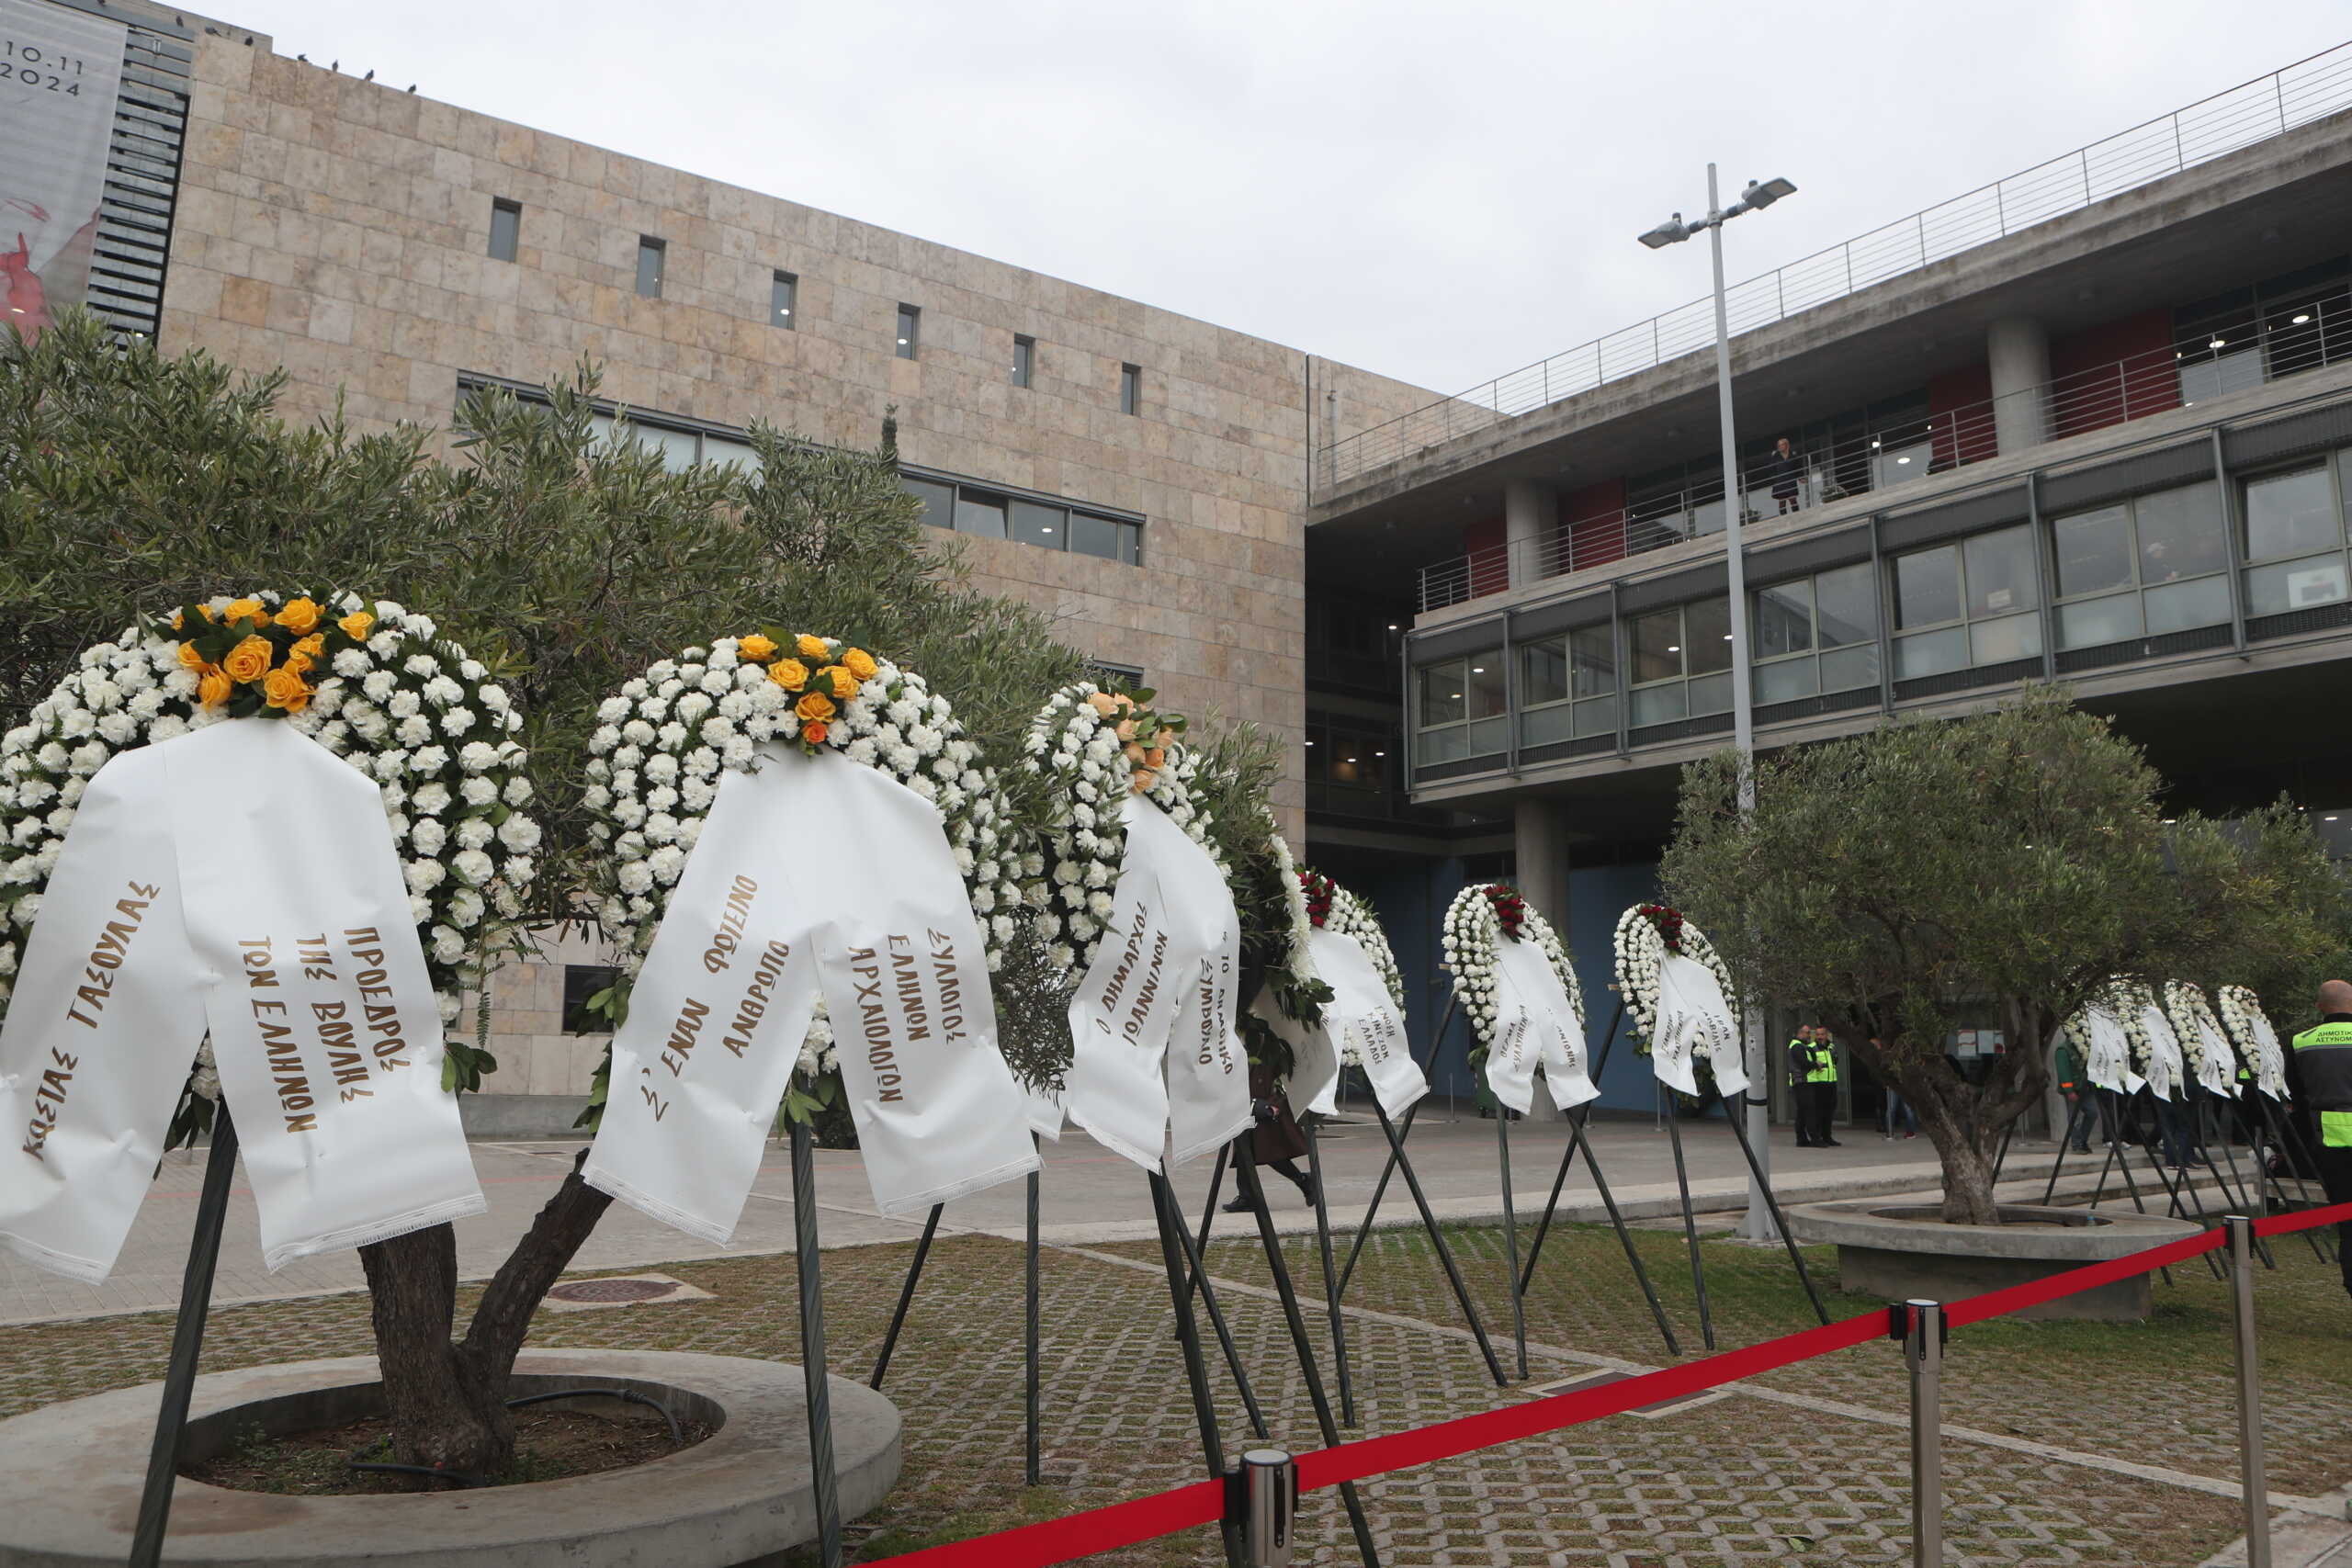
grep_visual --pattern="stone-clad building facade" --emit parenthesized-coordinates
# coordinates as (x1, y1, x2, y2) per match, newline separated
(131, 9, 1435, 1125)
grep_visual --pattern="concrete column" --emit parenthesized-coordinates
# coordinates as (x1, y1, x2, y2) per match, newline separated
(1986, 316, 2052, 456)
(1514, 797, 1568, 1121)
(1504, 479, 1555, 588)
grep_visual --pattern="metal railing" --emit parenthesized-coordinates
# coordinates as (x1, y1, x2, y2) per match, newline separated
(1417, 298, 2352, 610)
(1329, 39, 2352, 493)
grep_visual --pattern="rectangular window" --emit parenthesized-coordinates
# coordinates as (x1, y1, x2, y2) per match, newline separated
(1069, 511, 1141, 565)
(772, 271, 797, 329)
(635, 236, 666, 299)
(953, 490, 1006, 538)
(2052, 481, 2231, 649)
(1120, 363, 1140, 415)
(1009, 499, 1063, 547)
(904, 477, 955, 532)
(1412, 652, 1508, 765)
(488, 197, 520, 263)
(561, 965, 620, 1035)
(1012, 334, 1035, 388)
(1891, 525, 2042, 676)
(1751, 561, 1880, 704)
(2243, 465, 2339, 562)
(896, 304, 921, 359)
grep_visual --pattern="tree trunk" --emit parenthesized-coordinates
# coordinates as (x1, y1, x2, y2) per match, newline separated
(359, 1156, 614, 1480)
(1915, 1095, 2002, 1224)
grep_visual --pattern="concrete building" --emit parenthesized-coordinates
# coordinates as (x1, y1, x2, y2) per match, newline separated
(29, 0, 2352, 1134)
(47, 0, 1436, 1129)
(1306, 42, 2352, 1126)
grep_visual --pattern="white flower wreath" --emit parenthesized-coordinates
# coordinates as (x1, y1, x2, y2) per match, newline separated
(0, 592, 537, 1122)
(1610, 901, 1737, 1052)
(2217, 985, 2288, 1098)
(2161, 979, 2236, 1091)
(1440, 883, 1582, 1052)
(2111, 979, 2183, 1096)
(1319, 879, 1405, 1014)
(1021, 682, 1217, 975)
(584, 632, 1024, 1084)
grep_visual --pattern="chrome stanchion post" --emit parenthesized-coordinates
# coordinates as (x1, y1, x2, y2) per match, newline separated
(1905, 1299, 1944, 1568)
(2227, 1215, 2272, 1568)
(1233, 1448, 1299, 1567)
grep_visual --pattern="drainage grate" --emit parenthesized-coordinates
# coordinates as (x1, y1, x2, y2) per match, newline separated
(1521, 1368, 1729, 1419)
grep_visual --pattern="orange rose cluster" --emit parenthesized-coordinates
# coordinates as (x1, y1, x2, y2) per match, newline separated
(1082, 688, 1180, 794)
(732, 632, 880, 750)
(170, 595, 376, 718)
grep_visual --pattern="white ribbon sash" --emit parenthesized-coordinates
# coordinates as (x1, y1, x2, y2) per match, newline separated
(1309, 928, 1425, 1119)
(1489, 937, 1595, 1115)
(583, 748, 1037, 1237)
(1023, 1079, 1067, 1142)
(2245, 1012, 2289, 1100)
(2192, 1017, 2238, 1098)
(1249, 985, 1338, 1118)
(1065, 796, 1249, 1171)
(1650, 953, 1745, 1100)
(1, 721, 485, 1281)
(2080, 1006, 2132, 1095)
(2136, 1001, 2184, 1102)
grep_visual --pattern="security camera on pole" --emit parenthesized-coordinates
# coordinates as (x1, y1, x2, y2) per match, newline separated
(1639, 167, 1798, 1244)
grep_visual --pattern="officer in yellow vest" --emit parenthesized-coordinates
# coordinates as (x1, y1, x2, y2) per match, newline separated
(1789, 1025, 1842, 1147)
(2287, 979, 2352, 1296)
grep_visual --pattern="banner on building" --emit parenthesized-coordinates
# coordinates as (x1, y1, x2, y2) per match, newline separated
(0, 0, 126, 334)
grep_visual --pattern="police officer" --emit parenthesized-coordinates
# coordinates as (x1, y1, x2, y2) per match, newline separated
(1789, 1025, 1842, 1147)
(2289, 980, 2352, 1298)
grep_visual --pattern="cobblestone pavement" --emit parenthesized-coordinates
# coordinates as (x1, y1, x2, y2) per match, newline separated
(6, 1193, 2334, 1565)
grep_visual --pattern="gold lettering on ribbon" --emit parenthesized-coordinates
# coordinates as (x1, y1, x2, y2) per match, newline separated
(242, 935, 318, 1134)
(22, 878, 157, 1157)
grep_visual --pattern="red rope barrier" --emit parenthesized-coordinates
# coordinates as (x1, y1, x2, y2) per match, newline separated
(873, 1192, 2352, 1565)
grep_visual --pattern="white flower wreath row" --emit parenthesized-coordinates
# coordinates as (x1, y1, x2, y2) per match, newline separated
(2217, 985, 2286, 1093)
(1441, 883, 1582, 1050)
(1611, 903, 1736, 1051)
(1022, 682, 1216, 976)
(585, 634, 1027, 1080)
(2107, 979, 2181, 1092)
(0, 592, 538, 1105)
(2161, 979, 2236, 1088)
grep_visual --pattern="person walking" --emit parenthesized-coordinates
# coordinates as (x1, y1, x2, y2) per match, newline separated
(1223, 1059, 1317, 1213)
(1762, 435, 1806, 515)
(2055, 1032, 2100, 1154)
(2288, 980, 2352, 1297)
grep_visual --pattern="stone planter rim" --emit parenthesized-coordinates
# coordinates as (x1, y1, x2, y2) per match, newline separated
(1783, 1195, 2206, 1261)
(0, 1348, 899, 1568)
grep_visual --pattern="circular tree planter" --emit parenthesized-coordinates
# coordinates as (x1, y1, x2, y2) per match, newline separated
(0, 1349, 899, 1567)
(1783, 1199, 2205, 1322)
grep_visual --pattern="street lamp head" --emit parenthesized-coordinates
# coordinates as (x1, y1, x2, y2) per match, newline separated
(1638, 213, 1689, 249)
(1743, 176, 1796, 209)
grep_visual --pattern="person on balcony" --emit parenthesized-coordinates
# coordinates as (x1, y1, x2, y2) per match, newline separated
(1762, 436, 1806, 515)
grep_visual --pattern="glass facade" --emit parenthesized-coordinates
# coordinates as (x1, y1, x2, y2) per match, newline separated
(1414, 653, 1508, 764)
(1751, 561, 1881, 702)
(1517, 623, 1616, 744)
(2051, 480, 2229, 648)
(1890, 525, 2041, 678)
(902, 474, 1141, 563)
(1627, 598, 1732, 727)
(2242, 457, 2351, 616)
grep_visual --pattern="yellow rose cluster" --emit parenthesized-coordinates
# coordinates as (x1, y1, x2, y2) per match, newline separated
(730, 631, 880, 750)
(168, 594, 376, 719)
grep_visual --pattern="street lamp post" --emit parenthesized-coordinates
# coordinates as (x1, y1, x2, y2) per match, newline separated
(1640, 164, 1796, 1244)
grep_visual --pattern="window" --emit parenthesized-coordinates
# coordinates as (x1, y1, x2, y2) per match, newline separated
(1889, 525, 2041, 679)
(562, 965, 621, 1035)
(900, 474, 1142, 564)
(1626, 599, 1733, 727)
(1120, 363, 1140, 415)
(635, 236, 666, 299)
(1750, 561, 1881, 702)
(1012, 334, 1035, 388)
(1517, 623, 1616, 745)
(586, 411, 761, 477)
(2241, 458, 2350, 616)
(771, 271, 797, 330)
(1413, 654, 1507, 764)
(1306, 719, 1395, 800)
(2051, 481, 2228, 649)
(1085, 660, 1145, 692)
(896, 304, 920, 359)
(488, 197, 520, 263)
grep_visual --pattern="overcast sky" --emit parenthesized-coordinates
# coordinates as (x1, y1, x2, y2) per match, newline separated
(223, 1, 2351, 397)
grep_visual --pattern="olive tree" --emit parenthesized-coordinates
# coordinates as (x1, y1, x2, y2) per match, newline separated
(0, 317, 1180, 1473)
(1660, 687, 2338, 1224)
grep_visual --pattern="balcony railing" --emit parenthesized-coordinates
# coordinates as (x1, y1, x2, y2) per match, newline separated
(1418, 301, 2349, 611)
(1329, 39, 2352, 495)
